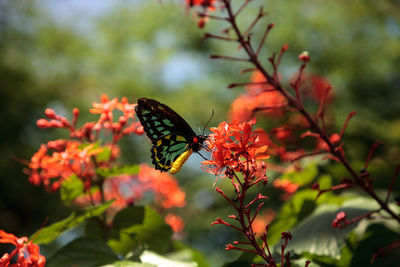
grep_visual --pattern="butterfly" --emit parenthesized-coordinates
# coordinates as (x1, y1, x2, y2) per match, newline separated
(135, 98, 207, 174)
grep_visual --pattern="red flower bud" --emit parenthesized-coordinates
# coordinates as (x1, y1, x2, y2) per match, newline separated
(298, 51, 310, 62)
(72, 108, 79, 126)
(72, 108, 79, 116)
(311, 182, 320, 190)
(37, 119, 50, 128)
(44, 108, 56, 119)
(281, 231, 292, 240)
(225, 244, 235, 250)
(332, 211, 347, 228)
(49, 120, 63, 128)
(60, 117, 70, 127)
(119, 116, 127, 126)
(47, 140, 68, 151)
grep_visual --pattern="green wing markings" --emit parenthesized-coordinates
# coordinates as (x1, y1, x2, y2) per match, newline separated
(151, 135, 189, 172)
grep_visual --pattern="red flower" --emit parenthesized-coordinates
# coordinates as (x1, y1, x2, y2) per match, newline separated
(202, 119, 269, 176)
(0, 230, 45, 267)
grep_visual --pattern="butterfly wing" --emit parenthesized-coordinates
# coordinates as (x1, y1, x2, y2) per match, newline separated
(135, 98, 196, 142)
(151, 134, 190, 172)
(136, 98, 201, 173)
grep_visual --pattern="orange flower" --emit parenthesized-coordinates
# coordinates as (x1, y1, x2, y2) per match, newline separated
(89, 95, 143, 140)
(75, 164, 186, 219)
(90, 94, 118, 127)
(202, 119, 269, 176)
(138, 164, 186, 209)
(0, 230, 45, 267)
(229, 71, 286, 121)
(251, 209, 276, 236)
(273, 178, 300, 200)
(165, 214, 185, 234)
(25, 140, 103, 192)
(36, 95, 143, 143)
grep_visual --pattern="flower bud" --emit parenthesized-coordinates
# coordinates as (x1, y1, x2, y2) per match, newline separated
(45, 108, 56, 119)
(298, 51, 310, 62)
(119, 116, 127, 127)
(49, 120, 63, 128)
(37, 119, 50, 128)
(72, 108, 79, 116)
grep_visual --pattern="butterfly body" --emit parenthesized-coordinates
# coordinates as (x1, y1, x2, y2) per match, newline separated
(135, 98, 206, 174)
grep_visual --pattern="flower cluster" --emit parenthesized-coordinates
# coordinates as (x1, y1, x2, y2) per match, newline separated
(203, 119, 283, 264)
(202, 119, 269, 177)
(36, 94, 143, 143)
(186, 0, 218, 28)
(25, 95, 144, 192)
(25, 141, 104, 192)
(165, 213, 185, 234)
(0, 230, 45, 267)
(75, 163, 186, 216)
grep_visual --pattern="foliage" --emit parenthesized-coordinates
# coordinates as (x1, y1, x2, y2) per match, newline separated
(1, 0, 399, 267)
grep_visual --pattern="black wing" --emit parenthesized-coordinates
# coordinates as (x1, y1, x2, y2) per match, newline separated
(135, 97, 196, 142)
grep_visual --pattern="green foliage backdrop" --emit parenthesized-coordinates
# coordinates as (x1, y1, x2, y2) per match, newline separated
(0, 0, 399, 266)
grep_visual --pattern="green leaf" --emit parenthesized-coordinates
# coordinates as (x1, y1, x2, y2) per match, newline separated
(96, 146, 112, 162)
(108, 206, 172, 255)
(97, 165, 140, 178)
(172, 241, 209, 267)
(350, 224, 400, 267)
(112, 205, 145, 229)
(268, 190, 318, 245)
(280, 163, 318, 186)
(139, 250, 197, 267)
(84, 217, 107, 239)
(60, 174, 84, 205)
(46, 237, 118, 267)
(32, 200, 113, 244)
(101, 262, 155, 267)
(268, 189, 347, 245)
(275, 204, 374, 259)
(222, 252, 256, 267)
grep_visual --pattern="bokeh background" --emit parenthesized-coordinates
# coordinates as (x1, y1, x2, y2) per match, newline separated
(1, 0, 399, 266)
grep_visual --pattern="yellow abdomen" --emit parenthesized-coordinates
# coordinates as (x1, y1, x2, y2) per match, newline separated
(170, 149, 193, 174)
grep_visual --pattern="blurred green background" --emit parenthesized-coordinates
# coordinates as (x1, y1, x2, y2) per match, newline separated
(0, 0, 399, 266)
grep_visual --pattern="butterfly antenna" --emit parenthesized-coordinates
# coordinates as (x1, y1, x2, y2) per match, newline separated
(197, 151, 209, 161)
(201, 143, 212, 152)
(202, 109, 215, 136)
